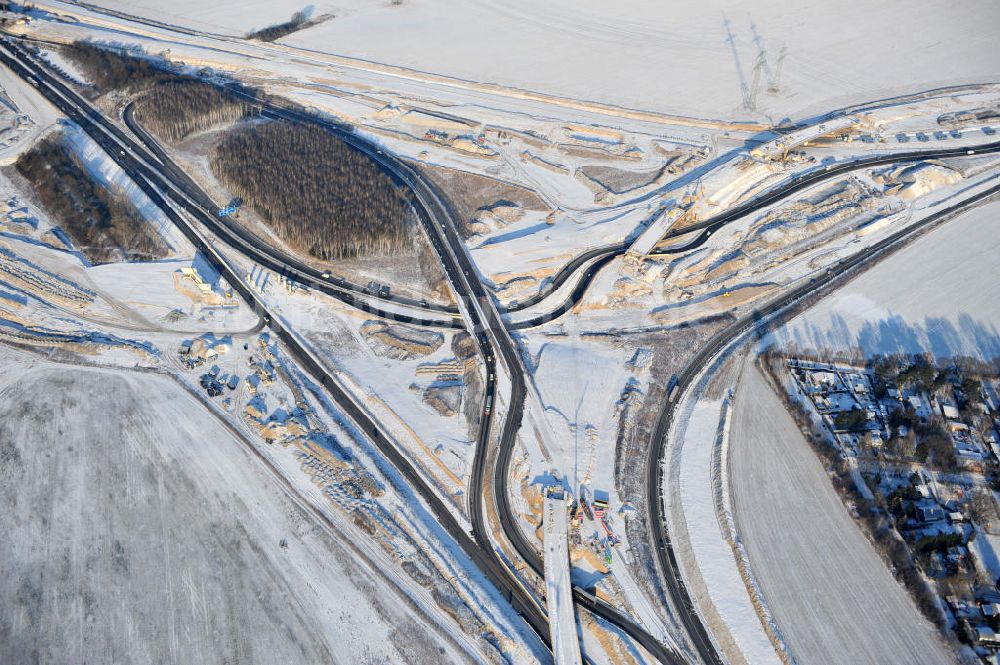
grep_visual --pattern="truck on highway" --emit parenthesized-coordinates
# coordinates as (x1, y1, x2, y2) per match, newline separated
(484, 395, 493, 416)
(667, 374, 680, 402)
(366, 281, 390, 297)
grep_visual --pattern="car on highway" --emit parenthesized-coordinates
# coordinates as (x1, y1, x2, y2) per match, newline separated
(984, 126, 997, 136)
(896, 133, 910, 142)
(916, 132, 930, 142)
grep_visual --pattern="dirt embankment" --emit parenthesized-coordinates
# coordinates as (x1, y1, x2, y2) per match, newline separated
(360, 320, 443, 360)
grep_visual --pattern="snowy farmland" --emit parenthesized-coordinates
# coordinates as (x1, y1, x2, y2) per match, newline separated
(0, 352, 477, 665)
(1, 0, 998, 660)
(728, 362, 952, 665)
(54, 0, 1000, 121)
(773, 197, 1000, 360)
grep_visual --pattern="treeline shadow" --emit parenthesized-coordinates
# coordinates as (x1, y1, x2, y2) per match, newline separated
(771, 311, 1000, 362)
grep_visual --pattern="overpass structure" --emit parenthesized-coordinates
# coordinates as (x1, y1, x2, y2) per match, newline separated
(750, 115, 859, 161)
(626, 203, 686, 258)
(15, 30, 1000, 665)
(543, 487, 582, 665)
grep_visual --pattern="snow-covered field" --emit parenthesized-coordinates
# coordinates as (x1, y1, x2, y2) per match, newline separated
(5, 1, 999, 658)
(0, 350, 476, 665)
(728, 361, 951, 665)
(670, 397, 781, 665)
(774, 197, 1000, 360)
(63, 0, 1000, 121)
(525, 334, 634, 494)
(85, 258, 260, 332)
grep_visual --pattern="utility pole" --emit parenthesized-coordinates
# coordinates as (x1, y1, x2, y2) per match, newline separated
(723, 16, 750, 111)
(749, 21, 774, 88)
(769, 46, 787, 93)
(748, 51, 766, 111)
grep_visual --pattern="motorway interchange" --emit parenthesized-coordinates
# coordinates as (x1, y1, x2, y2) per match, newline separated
(5, 33, 1000, 664)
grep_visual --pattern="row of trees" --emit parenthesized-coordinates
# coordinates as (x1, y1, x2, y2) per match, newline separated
(16, 134, 167, 264)
(247, 11, 311, 42)
(135, 82, 249, 144)
(62, 41, 175, 92)
(211, 121, 413, 261)
(61, 41, 251, 144)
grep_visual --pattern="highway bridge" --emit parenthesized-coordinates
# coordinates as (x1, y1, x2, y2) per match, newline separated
(0, 37, 681, 662)
(8, 34, 998, 665)
(543, 487, 583, 665)
(506, 137, 1000, 329)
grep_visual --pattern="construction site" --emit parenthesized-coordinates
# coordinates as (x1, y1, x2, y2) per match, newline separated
(0, 2, 998, 664)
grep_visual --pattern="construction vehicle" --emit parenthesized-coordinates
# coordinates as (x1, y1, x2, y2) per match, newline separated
(580, 495, 594, 521)
(599, 516, 621, 546)
(667, 375, 680, 402)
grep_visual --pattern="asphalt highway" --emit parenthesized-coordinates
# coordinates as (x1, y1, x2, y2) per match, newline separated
(208, 55, 687, 663)
(392, 152, 686, 664)
(643, 180, 1000, 665)
(1, 38, 682, 661)
(11, 35, 996, 664)
(121, 100, 463, 320)
(167, 64, 688, 660)
(5, 42, 462, 328)
(0, 37, 561, 650)
(509, 138, 1000, 328)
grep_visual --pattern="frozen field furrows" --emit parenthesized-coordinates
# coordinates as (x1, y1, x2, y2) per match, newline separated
(774, 197, 1000, 360)
(728, 362, 952, 665)
(0, 353, 475, 665)
(67, 0, 1000, 119)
